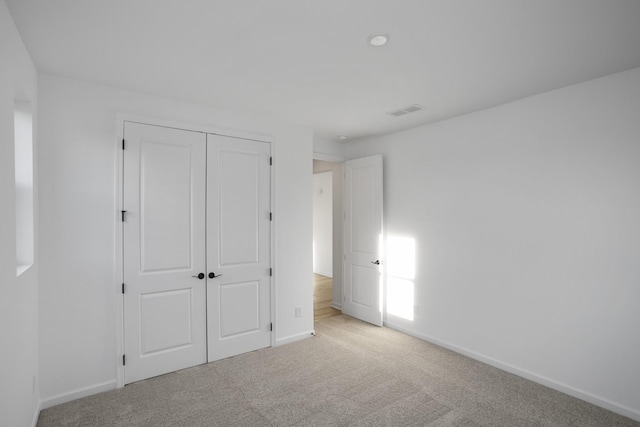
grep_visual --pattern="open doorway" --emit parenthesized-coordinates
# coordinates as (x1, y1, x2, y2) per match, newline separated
(313, 160, 343, 322)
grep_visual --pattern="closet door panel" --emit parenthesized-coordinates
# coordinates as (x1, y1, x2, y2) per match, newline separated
(218, 147, 260, 266)
(207, 134, 271, 362)
(123, 122, 207, 384)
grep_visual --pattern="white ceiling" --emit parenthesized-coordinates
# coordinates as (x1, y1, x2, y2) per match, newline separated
(7, 0, 640, 142)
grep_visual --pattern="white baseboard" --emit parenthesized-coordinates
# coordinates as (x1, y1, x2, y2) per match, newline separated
(384, 321, 640, 423)
(331, 302, 342, 310)
(313, 270, 332, 278)
(40, 380, 117, 410)
(275, 330, 315, 346)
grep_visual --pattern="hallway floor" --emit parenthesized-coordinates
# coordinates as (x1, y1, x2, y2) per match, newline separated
(313, 274, 341, 322)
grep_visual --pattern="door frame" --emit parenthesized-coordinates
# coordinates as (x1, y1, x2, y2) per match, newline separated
(311, 153, 386, 325)
(115, 113, 275, 388)
(312, 153, 345, 318)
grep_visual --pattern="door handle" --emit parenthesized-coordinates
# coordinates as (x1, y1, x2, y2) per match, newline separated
(192, 273, 205, 279)
(209, 272, 223, 279)
(371, 260, 381, 265)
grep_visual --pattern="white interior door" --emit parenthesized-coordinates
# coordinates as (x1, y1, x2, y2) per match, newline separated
(343, 155, 384, 326)
(123, 122, 207, 384)
(206, 134, 271, 362)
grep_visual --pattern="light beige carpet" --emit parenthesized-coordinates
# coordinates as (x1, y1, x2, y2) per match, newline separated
(37, 315, 638, 426)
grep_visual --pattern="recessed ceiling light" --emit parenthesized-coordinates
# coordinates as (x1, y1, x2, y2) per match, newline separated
(338, 135, 348, 141)
(367, 33, 390, 47)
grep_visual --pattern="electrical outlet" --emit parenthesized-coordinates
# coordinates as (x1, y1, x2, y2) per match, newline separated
(295, 307, 302, 318)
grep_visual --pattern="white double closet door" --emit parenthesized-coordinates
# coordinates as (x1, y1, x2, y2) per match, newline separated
(122, 122, 271, 384)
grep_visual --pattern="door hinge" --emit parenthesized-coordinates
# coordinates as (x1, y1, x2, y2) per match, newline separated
(270, 268, 273, 277)
(270, 323, 273, 331)
(269, 157, 272, 166)
(121, 210, 127, 222)
(122, 354, 126, 366)
(122, 139, 125, 150)
(269, 212, 272, 221)
(121, 283, 125, 294)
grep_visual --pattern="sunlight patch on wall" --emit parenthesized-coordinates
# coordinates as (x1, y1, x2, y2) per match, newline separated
(387, 277, 415, 320)
(386, 235, 415, 321)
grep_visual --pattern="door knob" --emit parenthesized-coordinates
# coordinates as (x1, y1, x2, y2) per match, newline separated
(192, 273, 205, 279)
(209, 272, 222, 279)
(371, 260, 381, 265)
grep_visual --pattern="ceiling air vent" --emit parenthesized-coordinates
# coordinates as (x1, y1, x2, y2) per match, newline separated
(387, 104, 425, 117)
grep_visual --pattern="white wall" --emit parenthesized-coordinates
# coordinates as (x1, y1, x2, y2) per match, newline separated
(0, 2, 40, 426)
(313, 171, 333, 277)
(313, 136, 345, 160)
(37, 73, 313, 407)
(346, 67, 640, 421)
(313, 160, 344, 308)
